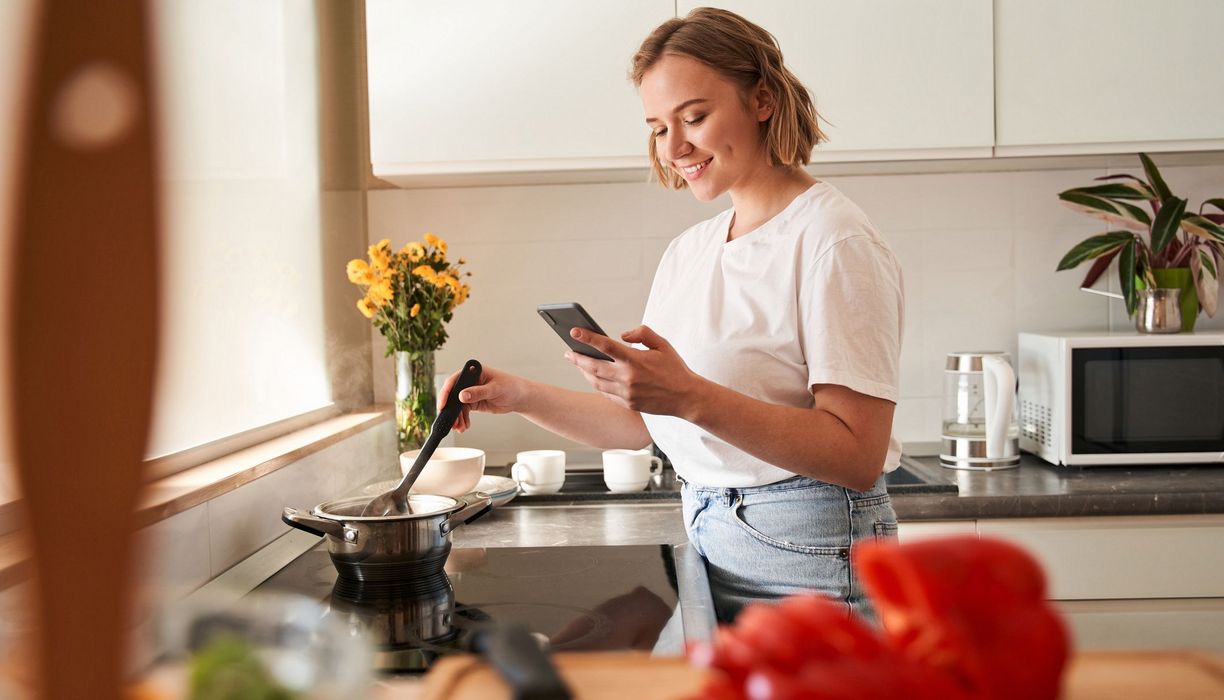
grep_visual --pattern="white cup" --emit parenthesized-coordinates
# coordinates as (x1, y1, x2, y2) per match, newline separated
(511, 450, 566, 495)
(602, 449, 663, 493)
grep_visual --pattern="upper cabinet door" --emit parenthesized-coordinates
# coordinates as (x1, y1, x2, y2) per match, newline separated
(995, 0, 1224, 154)
(679, 1, 994, 160)
(366, 0, 673, 184)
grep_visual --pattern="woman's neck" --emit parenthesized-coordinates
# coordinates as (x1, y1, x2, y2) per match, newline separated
(726, 164, 818, 241)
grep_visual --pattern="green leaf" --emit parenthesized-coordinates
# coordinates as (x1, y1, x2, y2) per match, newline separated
(1180, 213, 1224, 243)
(1056, 231, 1134, 271)
(1202, 198, 1224, 214)
(1150, 196, 1187, 254)
(1071, 182, 1157, 200)
(1139, 153, 1173, 201)
(1119, 239, 1137, 315)
(1058, 191, 1151, 230)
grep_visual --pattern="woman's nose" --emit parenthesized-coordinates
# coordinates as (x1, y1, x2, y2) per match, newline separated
(660, 133, 692, 163)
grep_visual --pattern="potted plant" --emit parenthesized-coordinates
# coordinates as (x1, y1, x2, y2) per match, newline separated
(1055, 153, 1224, 331)
(347, 234, 472, 451)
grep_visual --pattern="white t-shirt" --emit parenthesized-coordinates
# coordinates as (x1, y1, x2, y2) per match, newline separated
(640, 181, 904, 488)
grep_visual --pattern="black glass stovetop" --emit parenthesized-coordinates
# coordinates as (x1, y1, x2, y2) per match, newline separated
(250, 543, 680, 673)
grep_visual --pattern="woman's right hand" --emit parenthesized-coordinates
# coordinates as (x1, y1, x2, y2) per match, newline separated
(437, 364, 528, 433)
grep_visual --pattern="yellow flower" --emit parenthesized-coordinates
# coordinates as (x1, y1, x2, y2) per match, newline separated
(410, 303, 421, 318)
(368, 240, 391, 271)
(368, 278, 394, 307)
(459, 257, 466, 265)
(412, 264, 438, 283)
(423, 232, 440, 248)
(402, 242, 425, 262)
(346, 259, 374, 285)
(455, 284, 470, 306)
(444, 276, 460, 294)
(356, 297, 376, 318)
(438, 239, 448, 254)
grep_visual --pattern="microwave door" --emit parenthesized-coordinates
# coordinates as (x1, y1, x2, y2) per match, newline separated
(1071, 346, 1224, 463)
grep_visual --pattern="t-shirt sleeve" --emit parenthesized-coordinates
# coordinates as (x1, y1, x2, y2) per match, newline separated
(799, 235, 904, 402)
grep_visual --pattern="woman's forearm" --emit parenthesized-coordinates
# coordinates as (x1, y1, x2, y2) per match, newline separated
(518, 379, 653, 450)
(683, 378, 891, 492)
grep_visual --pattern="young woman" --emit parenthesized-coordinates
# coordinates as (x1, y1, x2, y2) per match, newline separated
(440, 7, 903, 623)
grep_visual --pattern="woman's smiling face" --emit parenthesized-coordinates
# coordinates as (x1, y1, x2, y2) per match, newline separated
(639, 54, 772, 201)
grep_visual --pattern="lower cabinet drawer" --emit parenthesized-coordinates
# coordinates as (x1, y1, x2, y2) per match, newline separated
(977, 515, 1224, 600)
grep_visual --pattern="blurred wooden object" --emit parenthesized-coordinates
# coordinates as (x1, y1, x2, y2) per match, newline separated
(7, 0, 160, 697)
(383, 650, 1224, 700)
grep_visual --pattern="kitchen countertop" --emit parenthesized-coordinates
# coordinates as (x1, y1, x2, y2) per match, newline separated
(895, 454, 1224, 520)
(486, 454, 1224, 521)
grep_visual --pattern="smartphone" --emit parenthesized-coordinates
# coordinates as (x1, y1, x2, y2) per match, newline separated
(537, 302, 614, 362)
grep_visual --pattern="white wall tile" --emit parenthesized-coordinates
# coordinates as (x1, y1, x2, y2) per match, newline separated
(368, 161, 1224, 451)
(207, 422, 397, 577)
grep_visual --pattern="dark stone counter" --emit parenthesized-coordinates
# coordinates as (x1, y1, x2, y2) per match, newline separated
(893, 454, 1224, 520)
(490, 454, 1224, 520)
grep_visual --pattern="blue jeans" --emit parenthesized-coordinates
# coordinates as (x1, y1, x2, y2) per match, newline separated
(680, 473, 898, 624)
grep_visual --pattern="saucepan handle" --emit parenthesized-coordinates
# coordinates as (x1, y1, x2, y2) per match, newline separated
(281, 507, 347, 539)
(442, 492, 493, 536)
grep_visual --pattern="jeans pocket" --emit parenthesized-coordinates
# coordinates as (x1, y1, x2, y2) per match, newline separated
(872, 520, 898, 540)
(730, 495, 847, 556)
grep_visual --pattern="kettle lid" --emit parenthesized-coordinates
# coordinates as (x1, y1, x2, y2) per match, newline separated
(945, 350, 1010, 372)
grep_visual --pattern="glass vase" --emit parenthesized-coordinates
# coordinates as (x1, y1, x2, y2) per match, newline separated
(1137, 267, 1198, 332)
(394, 350, 437, 453)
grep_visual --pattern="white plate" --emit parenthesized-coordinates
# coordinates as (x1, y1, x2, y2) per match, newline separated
(475, 475, 519, 507)
(361, 475, 519, 508)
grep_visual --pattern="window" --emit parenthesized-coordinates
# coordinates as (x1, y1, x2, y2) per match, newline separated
(144, 0, 334, 461)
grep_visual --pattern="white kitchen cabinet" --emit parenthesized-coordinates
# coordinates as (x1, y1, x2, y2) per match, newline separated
(994, 0, 1224, 155)
(895, 519, 977, 542)
(678, 1, 994, 161)
(976, 514, 1224, 601)
(365, 0, 673, 185)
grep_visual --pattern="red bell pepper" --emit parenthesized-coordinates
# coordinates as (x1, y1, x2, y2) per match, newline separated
(684, 535, 1069, 700)
(855, 535, 1069, 700)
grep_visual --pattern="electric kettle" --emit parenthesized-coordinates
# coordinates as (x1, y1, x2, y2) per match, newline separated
(940, 351, 1020, 470)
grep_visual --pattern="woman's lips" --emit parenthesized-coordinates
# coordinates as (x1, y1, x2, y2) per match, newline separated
(679, 157, 712, 181)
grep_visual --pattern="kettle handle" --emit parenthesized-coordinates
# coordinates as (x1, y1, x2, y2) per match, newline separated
(981, 356, 1016, 459)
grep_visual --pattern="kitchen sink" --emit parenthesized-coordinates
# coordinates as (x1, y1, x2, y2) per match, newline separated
(884, 456, 959, 494)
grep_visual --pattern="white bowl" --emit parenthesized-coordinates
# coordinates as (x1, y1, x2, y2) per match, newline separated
(399, 447, 485, 497)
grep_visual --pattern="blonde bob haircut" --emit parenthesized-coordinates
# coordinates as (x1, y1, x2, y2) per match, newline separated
(629, 7, 826, 190)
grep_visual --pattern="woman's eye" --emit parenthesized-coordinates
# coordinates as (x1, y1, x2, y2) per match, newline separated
(653, 129, 666, 139)
(684, 115, 706, 126)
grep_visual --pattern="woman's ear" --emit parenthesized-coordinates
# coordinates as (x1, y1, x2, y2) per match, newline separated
(753, 80, 775, 122)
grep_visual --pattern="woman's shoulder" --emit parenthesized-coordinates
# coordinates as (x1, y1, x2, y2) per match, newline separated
(790, 181, 886, 253)
(794, 181, 877, 236)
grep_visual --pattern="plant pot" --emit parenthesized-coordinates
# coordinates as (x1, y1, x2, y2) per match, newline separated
(1137, 268, 1198, 332)
(395, 350, 437, 452)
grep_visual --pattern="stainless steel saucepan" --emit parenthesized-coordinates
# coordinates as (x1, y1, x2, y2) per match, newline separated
(282, 492, 492, 582)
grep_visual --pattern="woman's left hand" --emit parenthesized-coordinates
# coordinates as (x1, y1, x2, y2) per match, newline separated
(565, 325, 703, 417)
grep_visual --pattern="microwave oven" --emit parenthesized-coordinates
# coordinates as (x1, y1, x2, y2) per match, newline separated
(1018, 331, 1224, 466)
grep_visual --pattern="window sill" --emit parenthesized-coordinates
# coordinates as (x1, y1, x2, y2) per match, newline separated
(0, 405, 393, 589)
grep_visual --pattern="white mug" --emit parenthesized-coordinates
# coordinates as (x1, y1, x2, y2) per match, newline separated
(511, 449, 566, 495)
(602, 449, 663, 493)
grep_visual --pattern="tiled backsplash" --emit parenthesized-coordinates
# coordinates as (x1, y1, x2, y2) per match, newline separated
(368, 160, 1224, 463)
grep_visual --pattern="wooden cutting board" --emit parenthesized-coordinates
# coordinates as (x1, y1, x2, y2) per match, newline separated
(374, 649, 1224, 700)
